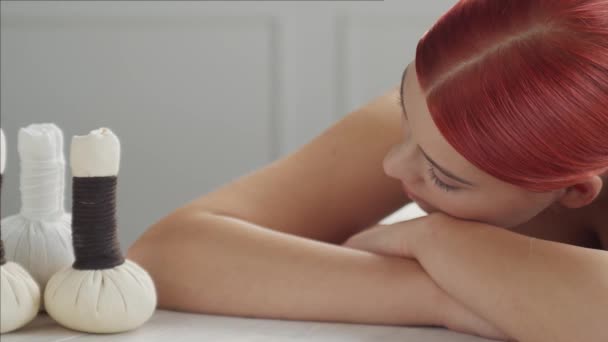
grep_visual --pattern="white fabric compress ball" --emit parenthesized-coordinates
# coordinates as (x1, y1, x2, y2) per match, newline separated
(1, 128, 41, 334)
(44, 128, 156, 333)
(44, 260, 156, 333)
(0, 262, 41, 333)
(1, 124, 74, 294)
(1, 215, 72, 288)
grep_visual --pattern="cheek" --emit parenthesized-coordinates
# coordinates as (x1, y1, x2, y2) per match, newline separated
(494, 195, 556, 227)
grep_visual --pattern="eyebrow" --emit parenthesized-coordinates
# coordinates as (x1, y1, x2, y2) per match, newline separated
(398, 64, 409, 117)
(419, 147, 475, 186)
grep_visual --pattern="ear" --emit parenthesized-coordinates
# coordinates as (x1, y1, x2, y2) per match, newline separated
(557, 175, 603, 209)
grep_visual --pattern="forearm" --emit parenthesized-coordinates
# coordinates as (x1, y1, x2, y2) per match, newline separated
(415, 215, 608, 342)
(127, 212, 444, 326)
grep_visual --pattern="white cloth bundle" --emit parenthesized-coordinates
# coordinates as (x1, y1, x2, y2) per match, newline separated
(1, 124, 74, 299)
(1, 128, 41, 334)
(45, 128, 156, 333)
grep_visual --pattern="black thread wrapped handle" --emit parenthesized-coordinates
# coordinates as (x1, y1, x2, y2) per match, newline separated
(72, 176, 124, 270)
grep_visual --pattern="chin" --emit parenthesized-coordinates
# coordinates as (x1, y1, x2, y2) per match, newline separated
(412, 198, 437, 214)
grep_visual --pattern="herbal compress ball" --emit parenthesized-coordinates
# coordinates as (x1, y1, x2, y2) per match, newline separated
(1, 128, 41, 334)
(44, 128, 156, 333)
(1, 124, 74, 302)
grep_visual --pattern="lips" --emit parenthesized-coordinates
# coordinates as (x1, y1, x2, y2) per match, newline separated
(402, 182, 435, 213)
(402, 182, 418, 200)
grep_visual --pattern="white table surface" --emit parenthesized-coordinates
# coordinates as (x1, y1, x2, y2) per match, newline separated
(3, 309, 495, 342)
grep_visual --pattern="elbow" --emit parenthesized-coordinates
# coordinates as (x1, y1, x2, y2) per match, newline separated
(126, 211, 182, 281)
(126, 210, 209, 309)
(127, 209, 208, 265)
(127, 211, 180, 262)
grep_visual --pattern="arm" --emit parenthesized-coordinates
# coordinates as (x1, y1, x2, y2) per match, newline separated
(127, 212, 446, 326)
(128, 88, 503, 337)
(413, 214, 608, 342)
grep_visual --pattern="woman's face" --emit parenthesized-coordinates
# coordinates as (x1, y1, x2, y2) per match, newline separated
(383, 60, 563, 228)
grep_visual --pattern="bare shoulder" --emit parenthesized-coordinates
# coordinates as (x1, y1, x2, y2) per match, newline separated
(172, 87, 411, 244)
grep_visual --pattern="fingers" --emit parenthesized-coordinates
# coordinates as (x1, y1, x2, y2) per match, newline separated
(342, 224, 414, 257)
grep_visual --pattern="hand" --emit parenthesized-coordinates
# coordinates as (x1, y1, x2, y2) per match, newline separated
(342, 214, 438, 258)
(343, 214, 514, 341)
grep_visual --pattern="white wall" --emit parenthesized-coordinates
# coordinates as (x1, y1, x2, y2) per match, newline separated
(0, 1, 457, 247)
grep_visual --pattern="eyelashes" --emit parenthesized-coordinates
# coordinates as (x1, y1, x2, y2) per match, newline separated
(427, 166, 458, 192)
(397, 91, 406, 111)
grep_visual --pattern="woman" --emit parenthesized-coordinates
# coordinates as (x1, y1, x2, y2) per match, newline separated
(128, 1, 608, 341)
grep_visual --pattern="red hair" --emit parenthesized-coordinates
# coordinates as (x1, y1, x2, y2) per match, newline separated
(415, 0, 608, 191)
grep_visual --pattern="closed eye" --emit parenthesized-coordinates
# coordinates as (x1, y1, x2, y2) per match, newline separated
(427, 166, 459, 192)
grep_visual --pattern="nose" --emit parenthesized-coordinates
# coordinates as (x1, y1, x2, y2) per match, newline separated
(383, 141, 417, 181)
(382, 144, 402, 179)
